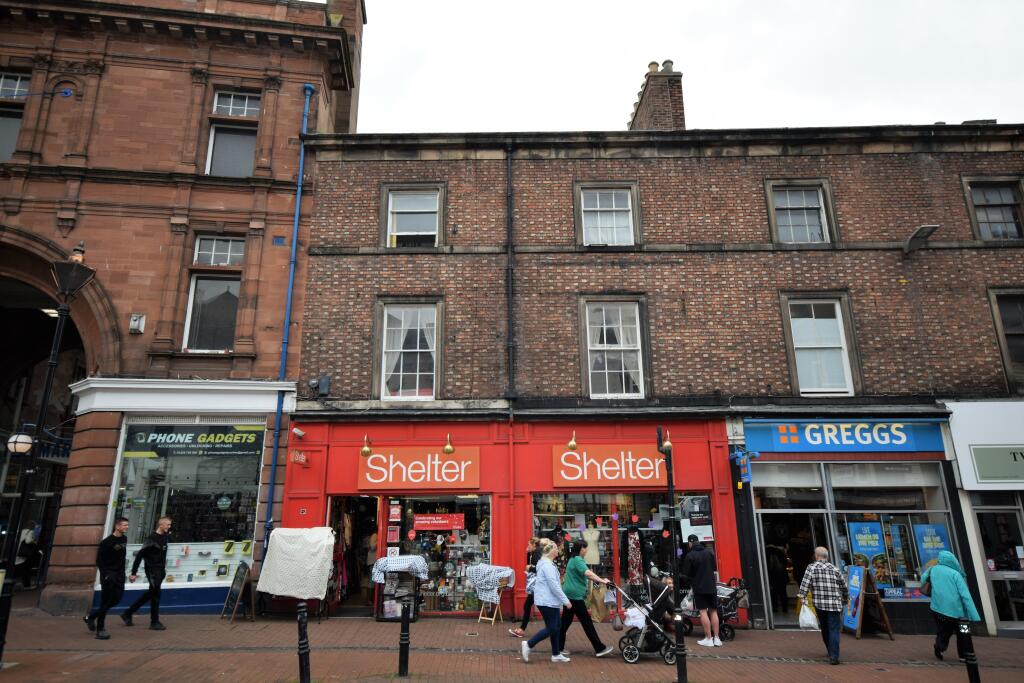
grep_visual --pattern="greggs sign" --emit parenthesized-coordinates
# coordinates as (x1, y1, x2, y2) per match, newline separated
(552, 445, 666, 487)
(357, 447, 480, 489)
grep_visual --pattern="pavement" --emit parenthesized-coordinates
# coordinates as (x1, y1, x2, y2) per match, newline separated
(2, 607, 1022, 682)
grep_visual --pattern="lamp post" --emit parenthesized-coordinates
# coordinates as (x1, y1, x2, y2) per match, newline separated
(0, 241, 95, 664)
(657, 426, 687, 683)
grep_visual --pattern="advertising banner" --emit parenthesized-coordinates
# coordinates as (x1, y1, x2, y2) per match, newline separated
(912, 523, 951, 571)
(124, 424, 265, 458)
(843, 565, 864, 631)
(743, 419, 944, 453)
(413, 513, 466, 530)
(848, 521, 891, 587)
(679, 495, 714, 541)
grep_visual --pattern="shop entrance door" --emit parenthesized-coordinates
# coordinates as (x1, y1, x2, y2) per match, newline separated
(326, 496, 379, 614)
(976, 508, 1024, 631)
(756, 512, 832, 628)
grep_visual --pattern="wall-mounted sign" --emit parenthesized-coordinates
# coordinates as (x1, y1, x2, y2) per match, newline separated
(413, 513, 465, 530)
(124, 424, 265, 459)
(744, 419, 944, 453)
(551, 444, 666, 487)
(357, 447, 480, 489)
(970, 445, 1024, 482)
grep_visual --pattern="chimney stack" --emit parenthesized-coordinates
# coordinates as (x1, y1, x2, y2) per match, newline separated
(628, 60, 685, 131)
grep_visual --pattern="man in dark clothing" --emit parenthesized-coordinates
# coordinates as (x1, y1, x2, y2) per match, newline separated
(681, 534, 720, 647)
(84, 517, 130, 639)
(122, 516, 171, 630)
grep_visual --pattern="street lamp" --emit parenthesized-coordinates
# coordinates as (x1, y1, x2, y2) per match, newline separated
(0, 241, 95, 664)
(657, 426, 687, 683)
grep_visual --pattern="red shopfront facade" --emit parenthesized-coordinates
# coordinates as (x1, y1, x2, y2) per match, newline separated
(282, 418, 739, 618)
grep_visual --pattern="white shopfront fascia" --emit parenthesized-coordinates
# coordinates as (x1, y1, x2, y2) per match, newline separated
(71, 377, 296, 415)
(946, 400, 1024, 491)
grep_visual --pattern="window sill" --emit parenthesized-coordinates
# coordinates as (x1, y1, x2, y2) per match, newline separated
(148, 348, 257, 360)
(578, 244, 642, 252)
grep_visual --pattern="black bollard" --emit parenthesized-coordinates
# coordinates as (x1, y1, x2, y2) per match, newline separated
(957, 619, 981, 683)
(296, 600, 311, 683)
(673, 607, 688, 683)
(398, 599, 411, 677)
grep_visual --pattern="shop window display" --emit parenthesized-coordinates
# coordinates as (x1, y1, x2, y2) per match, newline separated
(384, 495, 490, 613)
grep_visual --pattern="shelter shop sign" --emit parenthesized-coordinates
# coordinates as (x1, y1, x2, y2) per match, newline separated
(743, 419, 944, 453)
(552, 444, 666, 487)
(123, 424, 265, 459)
(357, 447, 480, 490)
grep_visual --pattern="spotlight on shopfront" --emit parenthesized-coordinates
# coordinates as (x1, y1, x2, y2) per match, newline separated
(6, 433, 33, 455)
(902, 224, 939, 257)
(443, 433, 455, 455)
(567, 430, 577, 451)
(360, 434, 372, 458)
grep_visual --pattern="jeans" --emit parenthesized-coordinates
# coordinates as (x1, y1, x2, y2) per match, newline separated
(87, 573, 125, 630)
(933, 611, 964, 659)
(520, 593, 534, 630)
(817, 609, 841, 661)
(527, 605, 562, 655)
(125, 570, 165, 623)
(560, 599, 607, 653)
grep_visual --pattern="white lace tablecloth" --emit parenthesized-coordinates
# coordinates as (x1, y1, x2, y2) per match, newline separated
(465, 564, 515, 604)
(371, 555, 429, 583)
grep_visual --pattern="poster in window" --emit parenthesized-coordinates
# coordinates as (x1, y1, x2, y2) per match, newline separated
(389, 504, 402, 522)
(912, 523, 951, 571)
(678, 495, 713, 541)
(848, 521, 891, 587)
(386, 525, 400, 543)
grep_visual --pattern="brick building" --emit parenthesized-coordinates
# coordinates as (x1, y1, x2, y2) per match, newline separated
(286, 61, 1024, 633)
(0, 0, 363, 614)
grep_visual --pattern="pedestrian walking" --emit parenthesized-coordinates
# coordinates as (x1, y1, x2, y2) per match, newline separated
(83, 517, 129, 639)
(520, 538, 572, 664)
(796, 546, 848, 665)
(557, 540, 614, 658)
(508, 536, 542, 638)
(921, 550, 980, 661)
(682, 533, 721, 647)
(14, 521, 41, 588)
(121, 516, 171, 630)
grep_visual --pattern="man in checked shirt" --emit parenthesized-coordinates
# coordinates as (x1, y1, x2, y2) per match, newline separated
(797, 547, 849, 665)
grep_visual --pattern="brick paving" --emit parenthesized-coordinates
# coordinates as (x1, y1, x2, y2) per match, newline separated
(2, 608, 1022, 682)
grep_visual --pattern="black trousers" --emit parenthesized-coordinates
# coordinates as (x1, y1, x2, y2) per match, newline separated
(520, 592, 535, 629)
(126, 570, 165, 623)
(559, 599, 606, 653)
(87, 573, 125, 630)
(934, 611, 964, 659)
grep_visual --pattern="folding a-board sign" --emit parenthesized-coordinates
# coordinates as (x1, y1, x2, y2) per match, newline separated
(843, 565, 894, 640)
(221, 560, 256, 623)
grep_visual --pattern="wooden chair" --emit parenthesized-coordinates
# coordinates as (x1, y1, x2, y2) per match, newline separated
(477, 577, 509, 625)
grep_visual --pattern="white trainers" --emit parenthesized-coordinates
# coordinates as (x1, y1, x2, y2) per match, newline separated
(521, 641, 530, 663)
(551, 654, 571, 662)
(596, 645, 615, 657)
(713, 637, 723, 647)
(697, 637, 715, 647)
(559, 650, 570, 656)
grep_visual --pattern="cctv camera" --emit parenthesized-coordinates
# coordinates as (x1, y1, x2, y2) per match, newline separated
(291, 427, 306, 439)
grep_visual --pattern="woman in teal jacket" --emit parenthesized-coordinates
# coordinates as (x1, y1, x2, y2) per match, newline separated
(921, 550, 981, 660)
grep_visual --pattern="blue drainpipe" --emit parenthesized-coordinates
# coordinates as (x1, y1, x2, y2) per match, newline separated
(264, 83, 316, 551)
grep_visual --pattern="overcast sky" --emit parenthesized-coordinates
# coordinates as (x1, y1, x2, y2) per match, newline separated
(350, 1, 1024, 134)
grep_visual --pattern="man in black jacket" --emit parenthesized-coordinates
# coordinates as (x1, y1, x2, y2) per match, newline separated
(83, 517, 129, 639)
(681, 534, 720, 647)
(121, 516, 171, 630)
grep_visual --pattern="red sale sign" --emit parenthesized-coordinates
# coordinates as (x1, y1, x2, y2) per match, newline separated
(413, 513, 465, 530)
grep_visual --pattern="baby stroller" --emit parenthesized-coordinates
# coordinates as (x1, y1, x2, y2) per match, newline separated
(612, 577, 677, 665)
(679, 577, 747, 641)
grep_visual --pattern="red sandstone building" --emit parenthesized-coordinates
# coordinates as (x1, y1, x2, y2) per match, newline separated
(0, 0, 363, 614)
(288, 62, 1024, 633)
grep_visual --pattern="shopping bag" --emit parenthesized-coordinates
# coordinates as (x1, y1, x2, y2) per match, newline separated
(625, 606, 647, 629)
(525, 572, 536, 594)
(612, 611, 624, 631)
(681, 588, 694, 613)
(799, 602, 819, 630)
(589, 583, 610, 621)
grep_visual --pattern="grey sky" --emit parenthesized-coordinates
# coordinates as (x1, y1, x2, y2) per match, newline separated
(352, 1, 1024, 134)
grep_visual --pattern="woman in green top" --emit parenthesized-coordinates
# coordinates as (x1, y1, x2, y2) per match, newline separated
(558, 540, 615, 658)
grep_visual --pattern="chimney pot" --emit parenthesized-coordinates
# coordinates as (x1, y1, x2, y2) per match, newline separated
(629, 59, 685, 131)
(648, 61, 659, 74)
(661, 60, 674, 72)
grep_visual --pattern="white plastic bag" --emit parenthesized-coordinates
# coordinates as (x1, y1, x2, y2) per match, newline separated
(624, 606, 647, 629)
(799, 602, 819, 630)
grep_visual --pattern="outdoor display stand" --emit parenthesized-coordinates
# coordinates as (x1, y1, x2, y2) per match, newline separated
(843, 566, 894, 640)
(465, 563, 514, 625)
(220, 560, 256, 623)
(372, 555, 428, 623)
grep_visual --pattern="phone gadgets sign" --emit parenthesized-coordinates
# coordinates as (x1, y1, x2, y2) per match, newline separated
(744, 419, 944, 453)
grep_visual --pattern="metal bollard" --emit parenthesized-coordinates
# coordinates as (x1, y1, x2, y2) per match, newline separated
(296, 600, 311, 683)
(673, 606, 688, 683)
(957, 619, 980, 683)
(398, 598, 411, 677)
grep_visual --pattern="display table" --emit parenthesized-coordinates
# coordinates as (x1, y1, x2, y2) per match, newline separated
(465, 563, 514, 624)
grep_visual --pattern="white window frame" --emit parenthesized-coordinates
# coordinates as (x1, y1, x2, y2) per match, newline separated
(581, 188, 635, 246)
(0, 73, 29, 100)
(772, 185, 831, 244)
(213, 91, 261, 118)
(205, 123, 257, 177)
(182, 274, 240, 353)
(787, 298, 855, 396)
(386, 190, 440, 248)
(380, 304, 437, 401)
(585, 301, 645, 399)
(194, 236, 245, 266)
